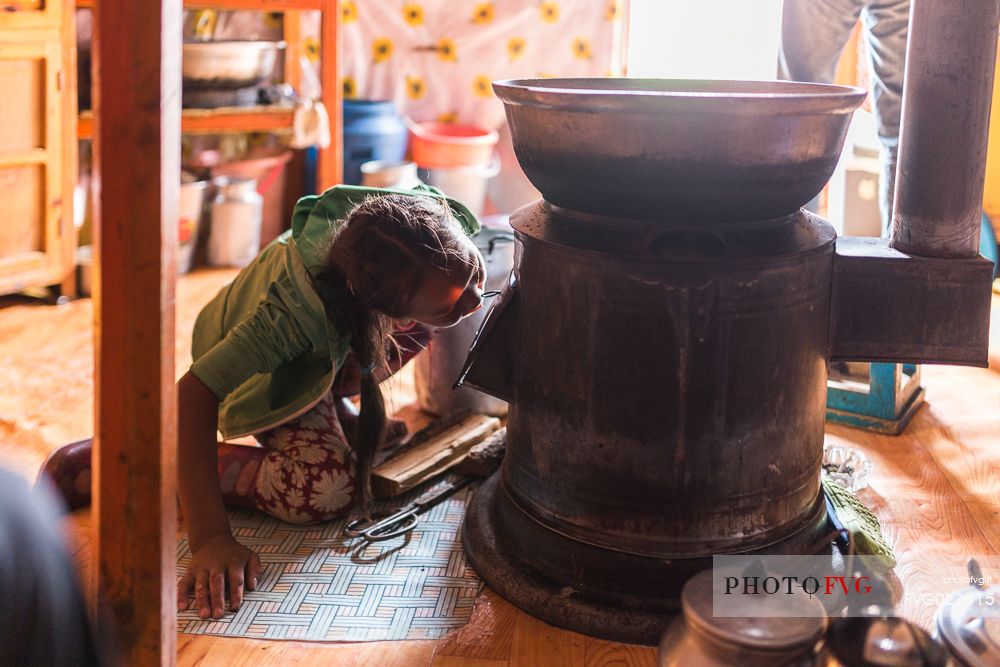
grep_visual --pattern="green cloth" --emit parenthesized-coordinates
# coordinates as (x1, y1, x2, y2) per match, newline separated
(190, 184, 480, 439)
(822, 479, 896, 566)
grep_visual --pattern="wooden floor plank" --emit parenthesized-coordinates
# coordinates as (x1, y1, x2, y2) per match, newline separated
(584, 637, 657, 666)
(431, 656, 508, 667)
(509, 609, 587, 667)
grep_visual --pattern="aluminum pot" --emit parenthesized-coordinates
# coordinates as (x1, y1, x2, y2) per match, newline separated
(183, 41, 285, 90)
(493, 78, 865, 223)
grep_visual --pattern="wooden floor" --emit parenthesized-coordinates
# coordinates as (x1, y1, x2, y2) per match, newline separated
(0, 269, 998, 666)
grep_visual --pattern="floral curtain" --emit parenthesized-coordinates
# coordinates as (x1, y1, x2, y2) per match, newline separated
(303, 0, 627, 130)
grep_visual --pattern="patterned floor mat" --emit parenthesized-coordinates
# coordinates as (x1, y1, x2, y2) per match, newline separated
(177, 480, 482, 641)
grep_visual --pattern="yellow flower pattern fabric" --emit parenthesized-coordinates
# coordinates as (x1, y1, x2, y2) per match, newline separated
(472, 3, 495, 24)
(507, 36, 526, 61)
(342, 76, 357, 99)
(540, 1, 559, 23)
(605, 0, 622, 21)
(407, 75, 427, 100)
(437, 38, 458, 62)
(299, 0, 624, 129)
(472, 74, 493, 98)
(372, 37, 393, 64)
(304, 36, 320, 63)
(403, 3, 424, 26)
(342, 0, 358, 24)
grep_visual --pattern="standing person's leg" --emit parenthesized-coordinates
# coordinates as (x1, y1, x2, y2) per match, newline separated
(779, 0, 867, 213)
(778, 0, 866, 83)
(861, 0, 909, 234)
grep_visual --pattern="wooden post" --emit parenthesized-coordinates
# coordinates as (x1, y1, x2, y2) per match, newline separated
(91, 0, 180, 663)
(318, 0, 342, 189)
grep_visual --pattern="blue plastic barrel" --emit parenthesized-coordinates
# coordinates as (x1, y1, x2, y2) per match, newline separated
(342, 100, 408, 186)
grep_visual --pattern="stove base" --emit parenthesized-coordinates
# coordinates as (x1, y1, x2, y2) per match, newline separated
(463, 473, 837, 646)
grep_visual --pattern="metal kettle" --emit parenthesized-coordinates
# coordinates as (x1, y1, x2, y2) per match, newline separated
(816, 613, 955, 667)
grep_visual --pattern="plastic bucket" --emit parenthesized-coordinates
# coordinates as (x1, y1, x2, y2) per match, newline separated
(360, 160, 422, 190)
(409, 122, 499, 169)
(418, 157, 500, 217)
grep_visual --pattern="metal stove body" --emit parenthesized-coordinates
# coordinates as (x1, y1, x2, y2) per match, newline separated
(458, 1, 998, 646)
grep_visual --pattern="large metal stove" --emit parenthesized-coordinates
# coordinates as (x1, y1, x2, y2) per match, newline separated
(457, 0, 998, 646)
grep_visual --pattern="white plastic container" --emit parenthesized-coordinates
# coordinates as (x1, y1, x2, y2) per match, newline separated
(360, 160, 422, 190)
(208, 176, 262, 268)
(418, 157, 500, 217)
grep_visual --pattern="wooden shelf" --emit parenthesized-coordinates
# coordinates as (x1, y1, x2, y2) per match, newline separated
(77, 105, 296, 139)
(76, 0, 323, 9)
(76, 0, 341, 188)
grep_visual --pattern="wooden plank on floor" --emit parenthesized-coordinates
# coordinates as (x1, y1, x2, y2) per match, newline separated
(91, 0, 181, 663)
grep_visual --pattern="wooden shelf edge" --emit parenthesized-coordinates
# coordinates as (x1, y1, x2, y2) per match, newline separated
(78, 106, 295, 139)
(76, 0, 322, 9)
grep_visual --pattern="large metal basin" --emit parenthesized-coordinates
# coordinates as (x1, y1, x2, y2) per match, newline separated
(494, 78, 865, 223)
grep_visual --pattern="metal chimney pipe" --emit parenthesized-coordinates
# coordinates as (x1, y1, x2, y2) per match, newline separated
(890, 0, 1000, 258)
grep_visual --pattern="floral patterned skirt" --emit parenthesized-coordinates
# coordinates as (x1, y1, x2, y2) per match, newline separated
(250, 390, 357, 524)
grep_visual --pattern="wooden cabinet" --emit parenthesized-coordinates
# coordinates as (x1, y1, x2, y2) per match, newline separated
(0, 0, 77, 297)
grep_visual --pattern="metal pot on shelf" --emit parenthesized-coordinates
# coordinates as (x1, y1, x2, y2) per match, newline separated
(182, 40, 286, 91)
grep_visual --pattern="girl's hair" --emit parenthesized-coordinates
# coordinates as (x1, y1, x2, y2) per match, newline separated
(316, 193, 470, 512)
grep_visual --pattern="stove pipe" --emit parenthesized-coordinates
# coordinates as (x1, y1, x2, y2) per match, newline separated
(890, 0, 1000, 258)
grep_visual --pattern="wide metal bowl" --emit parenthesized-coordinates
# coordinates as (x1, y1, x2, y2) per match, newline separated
(183, 41, 285, 90)
(494, 78, 866, 223)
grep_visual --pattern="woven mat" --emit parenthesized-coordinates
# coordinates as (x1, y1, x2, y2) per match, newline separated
(177, 480, 481, 641)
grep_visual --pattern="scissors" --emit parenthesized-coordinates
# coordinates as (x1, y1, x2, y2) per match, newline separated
(343, 475, 475, 543)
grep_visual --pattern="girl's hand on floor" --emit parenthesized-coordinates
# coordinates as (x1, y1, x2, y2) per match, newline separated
(177, 533, 262, 619)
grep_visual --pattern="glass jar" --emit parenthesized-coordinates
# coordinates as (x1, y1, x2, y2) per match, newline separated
(208, 176, 263, 268)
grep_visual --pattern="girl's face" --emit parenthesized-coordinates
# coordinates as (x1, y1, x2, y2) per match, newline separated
(405, 236, 486, 328)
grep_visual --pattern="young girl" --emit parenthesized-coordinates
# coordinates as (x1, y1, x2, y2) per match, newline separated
(44, 184, 487, 622)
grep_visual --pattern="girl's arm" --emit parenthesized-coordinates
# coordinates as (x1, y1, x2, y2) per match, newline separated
(176, 370, 261, 620)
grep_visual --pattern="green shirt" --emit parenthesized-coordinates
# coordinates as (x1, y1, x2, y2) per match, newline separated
(189, 184, 480, 438)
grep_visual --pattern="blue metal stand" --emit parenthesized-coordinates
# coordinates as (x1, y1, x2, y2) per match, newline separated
(826, 362, 924, 435)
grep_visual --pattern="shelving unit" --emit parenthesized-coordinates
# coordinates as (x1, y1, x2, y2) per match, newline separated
(76, 0, 342, 188)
